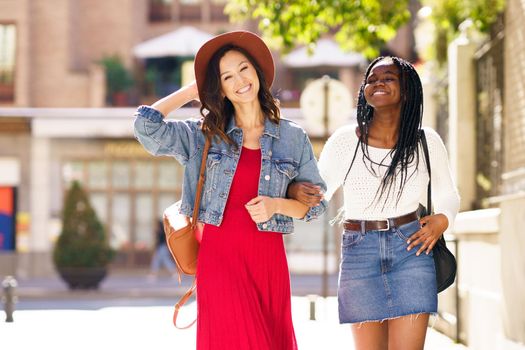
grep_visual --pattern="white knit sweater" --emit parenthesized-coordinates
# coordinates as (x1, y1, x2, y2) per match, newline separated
(318, 124, 460, 229)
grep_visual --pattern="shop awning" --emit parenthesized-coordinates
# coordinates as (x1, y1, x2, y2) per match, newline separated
(283, 39, 366, 68)
(133, 26, 213, 59)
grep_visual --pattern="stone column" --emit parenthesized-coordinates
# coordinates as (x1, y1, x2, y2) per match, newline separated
(29, 136, 52, 276)
(89, 63, 105, 107)
(499, 195, 525, 345)
(447, 34, 477, 211)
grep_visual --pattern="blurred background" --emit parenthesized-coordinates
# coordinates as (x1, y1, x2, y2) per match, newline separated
(0, 0, 523, 349)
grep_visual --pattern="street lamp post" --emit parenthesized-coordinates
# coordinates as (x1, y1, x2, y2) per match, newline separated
(300, 75, 352, 299)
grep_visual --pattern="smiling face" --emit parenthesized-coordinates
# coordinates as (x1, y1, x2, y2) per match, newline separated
(364, 59, 402, 110)
(219, 50, 260, 105)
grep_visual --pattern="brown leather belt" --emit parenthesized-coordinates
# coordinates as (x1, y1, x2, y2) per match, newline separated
(343, 211, 419, 232)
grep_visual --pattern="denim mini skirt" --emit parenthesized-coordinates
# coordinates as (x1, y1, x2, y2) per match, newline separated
(338, 219, 437, 324)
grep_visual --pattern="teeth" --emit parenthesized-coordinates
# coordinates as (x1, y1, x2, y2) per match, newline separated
(237, 85, 251, 94)
(373, 91, 387, 95)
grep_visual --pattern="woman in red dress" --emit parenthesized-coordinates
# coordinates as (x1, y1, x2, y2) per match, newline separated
(134, 31, 327, 349)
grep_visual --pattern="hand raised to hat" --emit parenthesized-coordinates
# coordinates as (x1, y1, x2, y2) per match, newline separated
(151, 80, 200, 117)
(186, 80, 200, 102)
(406, 213, 449, 256)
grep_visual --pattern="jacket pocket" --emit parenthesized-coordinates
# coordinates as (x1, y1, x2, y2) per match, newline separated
(271, 159, 299, 196)
(203, 151, 222, 204)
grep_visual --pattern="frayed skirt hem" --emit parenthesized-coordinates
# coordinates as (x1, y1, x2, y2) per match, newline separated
(339, 311, 437, 325)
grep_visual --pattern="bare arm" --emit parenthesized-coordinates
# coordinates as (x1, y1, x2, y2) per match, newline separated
(273, 197, 309, 218)
(133, 81, 201, 164)
(245, 196, 309, 223)
(151, 81, 199, 117)
(406, 128, 460, 256)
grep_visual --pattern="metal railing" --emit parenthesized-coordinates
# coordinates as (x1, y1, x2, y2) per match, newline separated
(474, 19, 505, 206)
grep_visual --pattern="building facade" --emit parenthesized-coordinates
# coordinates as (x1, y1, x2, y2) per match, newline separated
(434, 1, 525, 348)
(0, 106, 331, 277)
(0, 0, 417, 277)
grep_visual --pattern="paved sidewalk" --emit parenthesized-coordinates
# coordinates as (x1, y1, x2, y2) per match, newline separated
(1, 273, 467, 349)
(7, 272, 340, 300)
(2, 297, 465, 350)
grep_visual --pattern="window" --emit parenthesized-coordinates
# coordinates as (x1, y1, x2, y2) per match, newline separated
(149, 0, 173, 22)
(158, 161, 180, 188)
(0, 24, 16, 103)
(134, 161, 154, 189)
(61, 158, 183, 265)
(180, 0, 201, 21)
(112, 161, 130, 189)
(210, 0, 228, 21)
(87, 161, 108, 189)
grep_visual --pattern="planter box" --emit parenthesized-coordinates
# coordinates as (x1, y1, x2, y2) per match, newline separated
(57, 267, 108, 290)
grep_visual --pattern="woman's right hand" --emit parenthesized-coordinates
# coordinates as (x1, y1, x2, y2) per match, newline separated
(287, 182, 323, 207)
(151, 80, 201, 116)
(187, 80, 200, 102)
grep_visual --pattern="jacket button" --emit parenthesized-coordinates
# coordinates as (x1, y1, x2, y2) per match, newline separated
(262, 223, 268, 229)
(264, 175, 270, 181)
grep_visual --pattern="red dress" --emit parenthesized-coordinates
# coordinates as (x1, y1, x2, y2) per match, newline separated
(196, 147, 298, 350)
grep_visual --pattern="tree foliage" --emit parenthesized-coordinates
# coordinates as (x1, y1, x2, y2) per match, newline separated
(423, 0, 505, 34)
(225, 0, 506, 61)
(53, 181, 114, 268)
(98, 55, 134, 95)
(422, 0, 506, 63)
(225, 0, 411, 58)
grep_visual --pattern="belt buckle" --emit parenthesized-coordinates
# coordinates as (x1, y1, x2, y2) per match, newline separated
(377, 219, 390, 231)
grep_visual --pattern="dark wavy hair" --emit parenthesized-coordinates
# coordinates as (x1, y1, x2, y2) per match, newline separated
(199, 45, 280, 145)
(356, 56, 424, 207)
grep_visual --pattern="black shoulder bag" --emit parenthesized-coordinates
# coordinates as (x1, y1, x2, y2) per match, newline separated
(420, 130, 457, 293)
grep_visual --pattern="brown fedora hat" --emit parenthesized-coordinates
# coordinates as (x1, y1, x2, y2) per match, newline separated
(194, 30, 275, 101)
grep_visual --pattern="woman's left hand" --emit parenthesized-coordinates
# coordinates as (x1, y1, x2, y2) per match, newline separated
(406, 214, 449, 256)
(245, 196, 277, 223)
(287, 182, 323, 207)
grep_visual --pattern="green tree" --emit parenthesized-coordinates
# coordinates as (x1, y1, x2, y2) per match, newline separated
(225, 0, 505, 61)
(225, 0, 411, 58)
(98, 55, 134, 96)
(422, 0, 506, 63)
(53, 181, 114, 268)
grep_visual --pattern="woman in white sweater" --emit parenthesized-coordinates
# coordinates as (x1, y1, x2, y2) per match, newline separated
(289, 56, 460, 350)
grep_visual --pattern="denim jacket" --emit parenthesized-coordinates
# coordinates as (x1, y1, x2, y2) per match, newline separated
(133, 105, 327, 234)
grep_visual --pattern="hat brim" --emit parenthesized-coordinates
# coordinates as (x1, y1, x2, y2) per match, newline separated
(194, 31, 275, 102)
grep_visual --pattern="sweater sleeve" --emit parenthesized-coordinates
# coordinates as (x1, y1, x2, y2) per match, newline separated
(318, 125, 357, 202)
(424, 127, 461, 233)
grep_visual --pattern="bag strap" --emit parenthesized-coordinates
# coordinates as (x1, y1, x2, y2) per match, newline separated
(173, 279, 197, 329)
(342, 137, 361, 186)
(420, 129, 433, 215)
(190, 137, 211, 228)
(173, 137, 209, 329)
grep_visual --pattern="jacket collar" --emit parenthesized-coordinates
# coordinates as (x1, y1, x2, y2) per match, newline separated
(226, 115, 280, 139)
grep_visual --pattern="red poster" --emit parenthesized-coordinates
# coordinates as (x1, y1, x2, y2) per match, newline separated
(0, 187, 15, 250)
